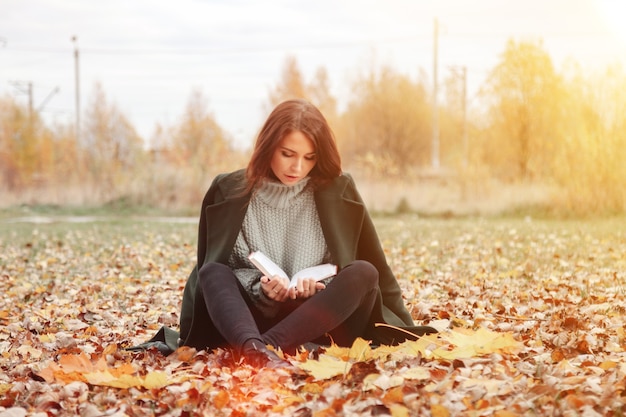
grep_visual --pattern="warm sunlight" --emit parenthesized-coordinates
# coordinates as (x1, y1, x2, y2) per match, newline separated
(595, 0, 626, 44)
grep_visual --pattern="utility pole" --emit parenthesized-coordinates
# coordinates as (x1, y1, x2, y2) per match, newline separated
(431, 18, 440, 171)
(448, 66, 469, 169)
(72, 35, 80, 143)
(460, 66, 468, 169)
(10, 80, 34, 120)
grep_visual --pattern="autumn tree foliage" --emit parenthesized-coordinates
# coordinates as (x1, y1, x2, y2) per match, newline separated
(2, 40, 626, 214)
(266, 55, 339, 128)
(476, 40, 626, 213)
(81, 83, 146, 201)
(0, 96, 32, 190)
(163, 89, 232, 174)
(551, 64, 626, 214)
(0, 95, 81, 195)
(149, 89, 244, 207)
(339, 66, 432, 176)
(478, 40, 564, 181)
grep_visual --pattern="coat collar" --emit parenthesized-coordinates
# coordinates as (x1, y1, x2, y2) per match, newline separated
(205, 171, 365, 268)
(215, 169, 248, 200)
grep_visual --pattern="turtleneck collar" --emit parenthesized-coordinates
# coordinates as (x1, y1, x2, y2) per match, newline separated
(254, 177, 311, 209)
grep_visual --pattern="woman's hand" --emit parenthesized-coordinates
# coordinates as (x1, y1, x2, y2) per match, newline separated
(260, 275, 290, 302)
(289, 277, 325, 300)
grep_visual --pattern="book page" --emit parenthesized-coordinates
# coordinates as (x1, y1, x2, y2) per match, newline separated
(249, 251, 337, 289)
(290, 264, 338, 288)
(248, 251, 288, 280)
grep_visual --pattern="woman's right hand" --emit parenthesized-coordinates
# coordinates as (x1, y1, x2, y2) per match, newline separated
(260, 275, 290, 302)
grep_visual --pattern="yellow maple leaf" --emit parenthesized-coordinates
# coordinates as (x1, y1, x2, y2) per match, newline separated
(324, 337, 373, 361)
(83, 370, 118, 386)
(138, 371, 169, 389)
(296, 354, 352, 380)
(347, 337, 373, 360)
(433, 327, 522, 359)
(84, 370, 168, 389)
(385, 333, 443, 359)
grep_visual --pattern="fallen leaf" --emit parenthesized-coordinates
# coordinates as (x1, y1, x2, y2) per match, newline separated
(433, 327, 522, 359)
(297, 354, 352, 380)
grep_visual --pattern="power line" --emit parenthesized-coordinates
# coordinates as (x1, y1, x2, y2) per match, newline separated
(10, 80, 33, 118)
(2, 30, 620, 56)
(72, 36, 80, 143)
(37, 86, 60, 112)
(1, 39, 420, 56)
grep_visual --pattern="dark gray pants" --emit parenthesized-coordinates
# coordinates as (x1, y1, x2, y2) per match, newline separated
(197, 260, 378, 353)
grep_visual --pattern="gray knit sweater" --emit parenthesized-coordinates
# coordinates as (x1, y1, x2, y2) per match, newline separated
(227, 177, 331, 317)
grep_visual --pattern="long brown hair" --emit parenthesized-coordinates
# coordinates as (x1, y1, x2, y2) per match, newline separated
(245, 99, 341, 193)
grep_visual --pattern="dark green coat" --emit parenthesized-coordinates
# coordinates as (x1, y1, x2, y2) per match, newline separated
(179, 169, 421, 349)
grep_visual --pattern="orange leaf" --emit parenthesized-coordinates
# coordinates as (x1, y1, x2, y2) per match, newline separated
(565, 394, 587, 408)
(213, 390, 230, 409)
(494, 411, 520, 417)
(600, 360, 618, 370)
(475, 399, 490, 409)
(171, 346, 197, 362)
(58, 353, 94, 373)
(313, 408, 337, 417)
(109, 362, 136, 377)
(102, 344, 119, 356)
(382, 386, 404, 404)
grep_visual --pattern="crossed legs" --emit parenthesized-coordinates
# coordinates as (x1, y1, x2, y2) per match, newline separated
(197, 260, 379, 354)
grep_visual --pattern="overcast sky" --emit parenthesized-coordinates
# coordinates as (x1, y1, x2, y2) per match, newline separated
(2, 0, 625, 149)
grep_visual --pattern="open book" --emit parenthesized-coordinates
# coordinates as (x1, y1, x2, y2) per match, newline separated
(248, 251, 337, 289)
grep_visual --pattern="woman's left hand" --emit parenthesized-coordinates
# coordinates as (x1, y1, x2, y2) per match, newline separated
(289, 277, 325, 300)
(260, 275, 290, 302)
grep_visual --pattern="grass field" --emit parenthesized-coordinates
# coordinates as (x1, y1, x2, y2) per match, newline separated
(1, 213, 626, 415)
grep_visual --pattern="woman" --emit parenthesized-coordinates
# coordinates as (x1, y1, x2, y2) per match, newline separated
(178, 99, 435, 367)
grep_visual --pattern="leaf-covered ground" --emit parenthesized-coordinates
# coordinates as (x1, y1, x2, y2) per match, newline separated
(1, 215, 626, 416)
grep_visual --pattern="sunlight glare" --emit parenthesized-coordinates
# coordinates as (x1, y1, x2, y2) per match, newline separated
(595, 0, 626, 44)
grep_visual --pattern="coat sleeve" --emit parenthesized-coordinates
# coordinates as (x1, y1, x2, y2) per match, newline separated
(344, 175, 415, 327)
(179, 174, 225, 341)
(195, 173, 226, 268)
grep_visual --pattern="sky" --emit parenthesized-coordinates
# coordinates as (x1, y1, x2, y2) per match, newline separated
(2, 0, 625, 149)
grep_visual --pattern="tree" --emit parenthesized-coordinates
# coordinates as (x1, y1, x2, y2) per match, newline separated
(553, 64, 626, 213)
(167, 89, 232, 175)
(340, 66, 431, 176)
(0, 96, 51, 190)
(480, 39, 564, 180)
(308, 67, 338, 124)
(0, 96, 26, 190)
(82, 83, 145, 198)
(440, 67, 469, 169)
(266, 56, 338, 120)
(0, 95, 84, 202)
(267, 56, 308, 110)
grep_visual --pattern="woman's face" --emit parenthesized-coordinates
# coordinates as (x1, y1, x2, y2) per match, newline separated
(270, 130, 317, 186)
